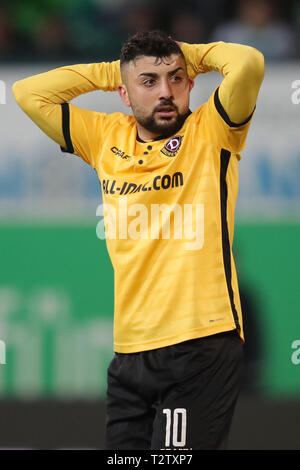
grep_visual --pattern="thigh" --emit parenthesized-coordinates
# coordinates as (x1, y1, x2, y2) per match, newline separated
(106, 353, 155, 450)
(151, 330, 244, 450)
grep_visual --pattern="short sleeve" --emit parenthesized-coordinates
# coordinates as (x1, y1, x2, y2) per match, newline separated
(199, 86, 255, 154)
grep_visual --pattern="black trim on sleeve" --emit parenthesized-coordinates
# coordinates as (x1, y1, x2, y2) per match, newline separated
(60, 103, 74, 154)
(214, 87, 255, 128)
(220, 148, 240, 332)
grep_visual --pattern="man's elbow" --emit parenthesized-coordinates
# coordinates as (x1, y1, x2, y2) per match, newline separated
(12, 80, 24, 103)
(12, 79, 29, 109)
(12, 79, 40, 117)
(244, 47, 265, 84)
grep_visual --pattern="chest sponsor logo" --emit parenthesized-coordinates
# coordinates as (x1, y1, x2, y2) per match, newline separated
(102, 171, 183, 195)
(161, 136, 182, 157)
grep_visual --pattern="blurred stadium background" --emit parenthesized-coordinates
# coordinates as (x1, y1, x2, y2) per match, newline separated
(0, 0, 300, 449)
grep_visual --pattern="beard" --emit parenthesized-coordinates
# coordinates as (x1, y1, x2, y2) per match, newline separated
(133, 100, 190, 138)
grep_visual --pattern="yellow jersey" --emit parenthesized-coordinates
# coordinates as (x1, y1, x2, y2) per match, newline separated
(12, 41, 265, 352)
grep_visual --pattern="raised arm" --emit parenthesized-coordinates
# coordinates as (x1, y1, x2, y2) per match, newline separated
(12, 61, 122, 150)
(180, 41, 265, 125)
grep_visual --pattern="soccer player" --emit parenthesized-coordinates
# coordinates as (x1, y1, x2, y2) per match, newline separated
(12, 30, 265, 450)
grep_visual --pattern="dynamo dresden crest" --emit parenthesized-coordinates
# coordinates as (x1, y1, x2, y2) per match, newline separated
(161, 136, 182, 157)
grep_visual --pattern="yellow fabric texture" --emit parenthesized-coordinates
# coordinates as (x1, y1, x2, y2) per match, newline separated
(13, 42, 264, 352)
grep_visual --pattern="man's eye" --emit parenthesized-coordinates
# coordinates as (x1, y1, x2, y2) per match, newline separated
(143, 79, 155, 86)
(172, 76, 182, 82)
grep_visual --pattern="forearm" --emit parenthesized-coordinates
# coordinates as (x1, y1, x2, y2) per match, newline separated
(12, 61, 121, 147)
(13, 60, 121, 105)
(181, 41, 265, 124)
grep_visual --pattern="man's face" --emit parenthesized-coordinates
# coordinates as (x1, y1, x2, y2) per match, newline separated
(119, 53, 194, 138)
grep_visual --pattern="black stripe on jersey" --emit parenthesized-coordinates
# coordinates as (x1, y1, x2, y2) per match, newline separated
(220, 148, 240, 331)
(60, 103, 74, 154)
(214, 87, 255, 128)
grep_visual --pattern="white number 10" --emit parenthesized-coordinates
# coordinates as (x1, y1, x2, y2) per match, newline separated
(163, 408, 187, 447)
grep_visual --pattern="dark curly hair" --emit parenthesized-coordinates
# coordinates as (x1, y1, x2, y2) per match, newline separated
(120, 30, 184, 66)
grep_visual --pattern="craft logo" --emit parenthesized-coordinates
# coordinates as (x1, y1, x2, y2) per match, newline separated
(110, 146, 132, 160)
(161, 136, 182, 157)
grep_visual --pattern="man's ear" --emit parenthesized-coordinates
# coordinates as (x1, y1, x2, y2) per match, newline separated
(118, 84, 131, 107)
(188, 77, 194, 92)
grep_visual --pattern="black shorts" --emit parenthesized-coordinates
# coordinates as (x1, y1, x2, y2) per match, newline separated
(106, 329, 244, 450)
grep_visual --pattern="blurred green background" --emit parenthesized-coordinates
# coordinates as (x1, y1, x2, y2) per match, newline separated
(1, 221, 299, 399)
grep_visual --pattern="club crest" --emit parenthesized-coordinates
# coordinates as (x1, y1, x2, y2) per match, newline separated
(161, 136, 182, 157)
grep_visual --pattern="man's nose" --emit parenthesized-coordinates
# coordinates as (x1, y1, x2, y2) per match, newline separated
(158, 79, 173, 100)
